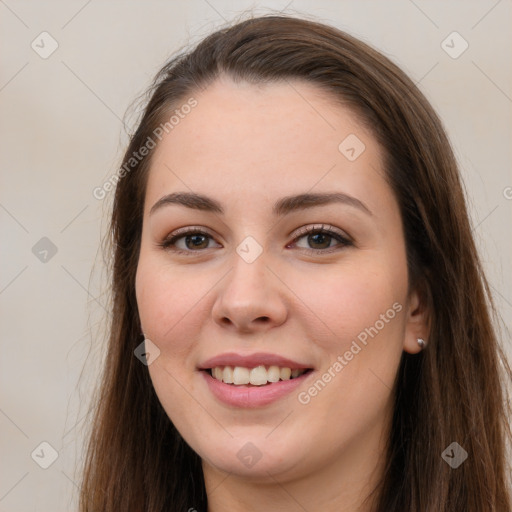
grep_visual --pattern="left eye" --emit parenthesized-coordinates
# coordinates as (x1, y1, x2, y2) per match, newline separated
(290, 225, 352, 253)
(158, 224, 352, 255)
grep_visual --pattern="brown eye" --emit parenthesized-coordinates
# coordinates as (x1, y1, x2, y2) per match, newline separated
(159, 228, 220, 255)
(290, 224, 353, 254)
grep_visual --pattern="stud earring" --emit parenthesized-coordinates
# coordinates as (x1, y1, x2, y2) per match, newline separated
(417, 338, 426, 349)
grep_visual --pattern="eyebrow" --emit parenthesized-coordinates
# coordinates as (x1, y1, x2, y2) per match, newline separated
(149, 191, 373, 217)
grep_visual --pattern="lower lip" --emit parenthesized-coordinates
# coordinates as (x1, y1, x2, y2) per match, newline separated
(201, 370, 313, 408)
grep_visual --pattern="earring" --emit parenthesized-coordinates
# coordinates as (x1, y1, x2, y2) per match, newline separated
(417, 338, 426, 349)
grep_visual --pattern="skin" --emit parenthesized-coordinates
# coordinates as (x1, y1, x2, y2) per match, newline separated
(135, 75, 429, 512)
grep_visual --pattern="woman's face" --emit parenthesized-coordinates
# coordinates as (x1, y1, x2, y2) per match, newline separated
(135, 76, 426, 486)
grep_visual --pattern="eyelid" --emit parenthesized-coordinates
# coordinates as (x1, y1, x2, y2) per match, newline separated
(290, 223, 352, 243)
(165, 225, 214, 239)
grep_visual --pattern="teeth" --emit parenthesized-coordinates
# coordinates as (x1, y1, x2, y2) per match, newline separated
(222, 366, 234, 384)
(267, 365, 280, 382)
(209, 365, 308, 386)
(280, 367, 291, 380)
(233, 367, 250, 385)
(249, 366, 268, 385)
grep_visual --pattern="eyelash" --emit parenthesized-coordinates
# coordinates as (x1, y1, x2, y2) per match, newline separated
(157, 224, 353, 256)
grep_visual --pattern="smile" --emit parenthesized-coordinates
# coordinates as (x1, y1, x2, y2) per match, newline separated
(208, 365, 310, 386)
(201, 367, 314, 408)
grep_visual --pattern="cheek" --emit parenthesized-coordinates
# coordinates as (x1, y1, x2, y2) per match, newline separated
(291, 265, 406, 434)
(136, 257, 210, 423)
(135, 254, 213, 360)
(290, 257, 407, 347)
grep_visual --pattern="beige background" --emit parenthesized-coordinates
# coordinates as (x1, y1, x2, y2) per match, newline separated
(1, 1, 511, 510)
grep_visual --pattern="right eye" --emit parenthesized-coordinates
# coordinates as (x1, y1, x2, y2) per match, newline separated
(158, 227, 221, 255)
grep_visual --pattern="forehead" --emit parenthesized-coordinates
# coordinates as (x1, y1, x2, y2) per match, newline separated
(144, 76, 392, 217)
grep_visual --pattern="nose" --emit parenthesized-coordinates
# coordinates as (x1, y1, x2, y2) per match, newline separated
(211, 248, 288, 334)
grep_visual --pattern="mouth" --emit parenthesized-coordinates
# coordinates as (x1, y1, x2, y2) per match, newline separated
(200, 365, 315, 408)
(198, 352, 315, 406)
(203, 365, 314, 386)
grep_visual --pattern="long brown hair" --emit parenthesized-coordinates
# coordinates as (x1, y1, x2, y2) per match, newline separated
(79, 13, 512, 511)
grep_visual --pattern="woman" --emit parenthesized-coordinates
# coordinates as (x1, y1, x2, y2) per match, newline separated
(79, 14, 512, 511)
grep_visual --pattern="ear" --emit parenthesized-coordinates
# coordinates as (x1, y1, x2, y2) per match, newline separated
(403, 286, 430, 354)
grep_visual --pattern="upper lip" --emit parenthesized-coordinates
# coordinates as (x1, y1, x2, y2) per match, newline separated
(198, 352, 314, 370)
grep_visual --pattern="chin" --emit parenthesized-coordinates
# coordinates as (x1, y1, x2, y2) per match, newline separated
(197, 436, 304, 480)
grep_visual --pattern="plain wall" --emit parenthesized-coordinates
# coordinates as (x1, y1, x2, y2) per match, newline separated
(1, 1, 511, 510)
